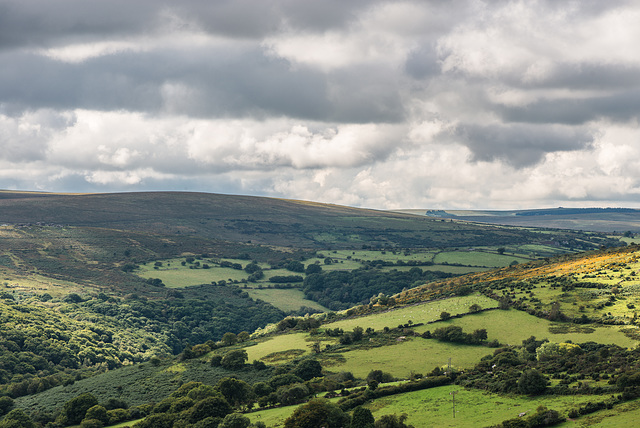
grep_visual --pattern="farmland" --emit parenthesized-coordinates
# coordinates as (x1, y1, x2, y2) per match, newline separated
(1, 191, 640, 427)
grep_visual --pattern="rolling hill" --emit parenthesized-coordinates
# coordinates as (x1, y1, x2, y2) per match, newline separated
(0, 191, 618, 249)
(0, 190, 637, 427)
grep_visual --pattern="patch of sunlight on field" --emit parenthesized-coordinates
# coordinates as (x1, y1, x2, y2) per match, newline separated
(434, 251, 529, 267)
(109, 419, 143, 427)
(365, 384, 613, 428)
(137, 264, 248, 288)
(325, 249, 438, 264)
(245, 288, 327, 312)
(324, 294, 498, 332)
(330, 338, 492, 379)
(247, 403, 297, 427)
(570, 397, 640, 427)
(380, 265, 489, 274)
(246, 333, 313, 363)
(416, 309, 638, 348)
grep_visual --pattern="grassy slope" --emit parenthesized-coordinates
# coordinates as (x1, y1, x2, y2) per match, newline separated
(10, 246, 640, 427)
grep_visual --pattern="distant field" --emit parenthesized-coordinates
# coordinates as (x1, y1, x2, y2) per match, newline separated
(433, 251, 529, 267)
(395, 207, 640, 233)
(136, 257, 250, 287)
(245, 288, 327, 312)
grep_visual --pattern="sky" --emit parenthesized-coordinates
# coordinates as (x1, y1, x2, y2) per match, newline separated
(1, 0, 640, 210)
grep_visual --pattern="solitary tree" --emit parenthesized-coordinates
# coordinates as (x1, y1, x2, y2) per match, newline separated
(221, 349, 248, 369)
(351, 407, 375, 428)
(517, 369, 548, 395)
(61, 393, 98, 425)
(293, 359, 323, 381)
(221, 332, 237, 346)
(283, 398, 350, 428)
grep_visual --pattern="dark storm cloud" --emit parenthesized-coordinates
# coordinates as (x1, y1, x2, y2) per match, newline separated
(454, 123, 594, 167)
(519, 63, 640, 91)
(0, 0, 375, 50)
(405, 44, 440, 80)
(500, 89, 640, 125)
(0, 43, 405, 123)
(0, 0, 161, 49)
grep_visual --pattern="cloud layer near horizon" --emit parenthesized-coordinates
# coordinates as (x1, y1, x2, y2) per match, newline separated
(1, 0, 640, 209)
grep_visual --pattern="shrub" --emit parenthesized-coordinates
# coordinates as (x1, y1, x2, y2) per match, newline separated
(517, 370, 548, 395)
(283, 398, 350, 428)
(0, 396, 14, 416)
(61, 393, 98, 425)
(84, 405, 108, 425)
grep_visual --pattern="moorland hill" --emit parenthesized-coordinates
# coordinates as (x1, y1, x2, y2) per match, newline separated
(0, 191, 615, 249)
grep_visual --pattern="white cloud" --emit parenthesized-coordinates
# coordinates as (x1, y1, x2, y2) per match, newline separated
(2, 1, 640, 210)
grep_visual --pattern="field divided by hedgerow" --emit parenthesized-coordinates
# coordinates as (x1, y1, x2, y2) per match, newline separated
(327, 338, 492, 379)
(413, 309, 638, 348)
(362, 384, 617, 428)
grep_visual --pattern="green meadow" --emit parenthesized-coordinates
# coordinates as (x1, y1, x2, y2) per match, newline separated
(136, 257, 250, 287)
(244, 333, 315, 363)
(364, 384, 615, 428)
(327, 338, 492, 379)
(433, 250, 530, 267)
(246, 384, 621, 428)
(245, 288, 327, 312)
(414, 309, 638, 348)
(323, 294, 498, 332)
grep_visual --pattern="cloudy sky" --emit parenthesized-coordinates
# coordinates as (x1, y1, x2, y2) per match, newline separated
(1, 0, 640, 209)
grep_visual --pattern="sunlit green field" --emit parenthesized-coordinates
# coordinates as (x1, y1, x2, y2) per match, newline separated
(414, 309, 638, 348)
(244, 333, 314, 363)
(323, 294, 498, 332)
(136, 257, 250, 287)
(328, 338, 492, 379)
(433, 251, 529, 267)
(364, 384, 613, 428)
(246, 384, 618, 428)
(245, 288, 327, 312)
(564, 398, 640, 427)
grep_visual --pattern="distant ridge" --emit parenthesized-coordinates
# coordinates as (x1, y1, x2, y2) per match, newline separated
(394, 207, 640, 233)
(0, 190, 569, 248)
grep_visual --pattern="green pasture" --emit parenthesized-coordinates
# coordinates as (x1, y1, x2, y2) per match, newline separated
(564, 397, 640, 427)
(379, 265, 488, 274)
(433, 251, 529, 267)
(418, 265, 488, 274)
(503, 276, 640, 320)
(364, 384, 613, 428)
(108, 419, 142, 427)
(325, 249, 437, 263)
(518, 244, 573, 257)
(414, 309, 638, 348)
(136, 258, 250, 288)
(247, 404, 299, 428)
(247, 384, 615, 428)
(323, 294, 499, 332)
(245, 288, 327, 312)
(245, 333, 315, 363)
(327, 337, 492, 379)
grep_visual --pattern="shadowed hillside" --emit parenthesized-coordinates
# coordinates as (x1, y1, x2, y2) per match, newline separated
(0, 191, 598, 249)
